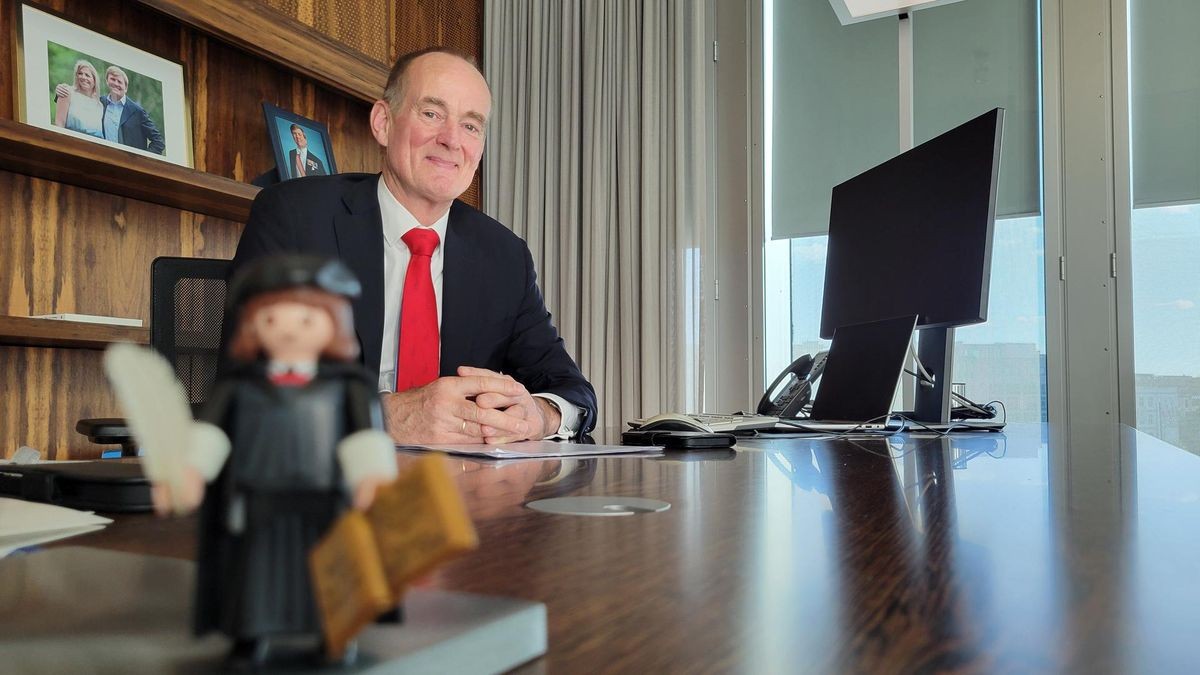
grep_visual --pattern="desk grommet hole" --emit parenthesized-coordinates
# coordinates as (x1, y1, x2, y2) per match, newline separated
(526, 496, 671, 517)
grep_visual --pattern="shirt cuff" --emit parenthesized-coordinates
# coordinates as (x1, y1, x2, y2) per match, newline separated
(532, 393, 582, 439)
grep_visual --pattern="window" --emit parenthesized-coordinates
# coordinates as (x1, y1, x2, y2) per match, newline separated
(765, 0, 1046, 422)
(1128, 1, 1200, 454)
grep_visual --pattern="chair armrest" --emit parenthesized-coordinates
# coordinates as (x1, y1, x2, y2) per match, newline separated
(76, 418, 137, 456)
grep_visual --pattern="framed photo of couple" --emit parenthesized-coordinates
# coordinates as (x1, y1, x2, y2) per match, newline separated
(262, 103, 338, 182)
(14, 3, 192, 167)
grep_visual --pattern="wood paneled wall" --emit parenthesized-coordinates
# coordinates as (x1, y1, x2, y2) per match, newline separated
(0, 0, 482, 458)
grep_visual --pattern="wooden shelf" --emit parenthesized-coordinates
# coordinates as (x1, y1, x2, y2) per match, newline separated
(0, 118, 258, 222)
(0, 316, 149, 350)
(137, 0, 389, 104)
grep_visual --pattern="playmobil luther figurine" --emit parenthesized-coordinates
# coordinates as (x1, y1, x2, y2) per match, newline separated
(200, 255, 397, 667)
(106, 255, 397, 669)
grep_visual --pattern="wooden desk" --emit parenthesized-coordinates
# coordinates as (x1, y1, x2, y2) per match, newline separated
(20, 424, 1200, 672)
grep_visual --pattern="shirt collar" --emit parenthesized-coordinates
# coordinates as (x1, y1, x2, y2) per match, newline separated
(267, 360, 317, 376)
(376, 175, 450, 248)
(108, 94, 126, 105)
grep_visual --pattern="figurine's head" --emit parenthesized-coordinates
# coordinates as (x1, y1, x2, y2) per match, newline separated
(227, 255, 361, 364)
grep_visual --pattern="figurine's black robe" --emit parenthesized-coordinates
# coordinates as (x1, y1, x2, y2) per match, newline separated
(193, 361, 382, 640)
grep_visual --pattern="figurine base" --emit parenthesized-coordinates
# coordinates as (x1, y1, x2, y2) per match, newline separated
(0, 547, 546, 674)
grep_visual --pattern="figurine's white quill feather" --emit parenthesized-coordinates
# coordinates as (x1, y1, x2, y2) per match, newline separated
(103, 343, 194, 512)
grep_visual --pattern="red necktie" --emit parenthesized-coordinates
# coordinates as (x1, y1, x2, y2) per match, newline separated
(270, 371, 312, 387)
(395, 228, 440, 391)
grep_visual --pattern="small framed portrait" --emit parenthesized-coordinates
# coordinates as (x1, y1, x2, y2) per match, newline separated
(263, 103, 338, 181)
(14, 3, 192, 167)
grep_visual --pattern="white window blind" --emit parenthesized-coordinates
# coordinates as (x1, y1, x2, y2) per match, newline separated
(770, 0, 1040, 239)
(914, 0, 1041, 218)
(770, 0, 898, 239)
(1130, 0, 1200, 208)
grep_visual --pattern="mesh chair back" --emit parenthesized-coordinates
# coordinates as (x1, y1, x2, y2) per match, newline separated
(150, 257, 231, 406)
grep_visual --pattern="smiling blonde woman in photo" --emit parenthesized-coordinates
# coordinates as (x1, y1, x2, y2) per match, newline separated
(53, 59, 104, 138)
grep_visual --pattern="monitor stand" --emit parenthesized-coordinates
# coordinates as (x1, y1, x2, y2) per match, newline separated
(912, 326, 954, 424)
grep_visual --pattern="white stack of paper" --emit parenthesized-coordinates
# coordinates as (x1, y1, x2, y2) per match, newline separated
(0, 498, 112, 557)
(30, 313, 143, 327)
(422, 441, 662, 460)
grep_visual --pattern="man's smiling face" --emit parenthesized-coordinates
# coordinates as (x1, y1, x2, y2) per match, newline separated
(106, 71, 127, 100)
(371, 52, 491, 220)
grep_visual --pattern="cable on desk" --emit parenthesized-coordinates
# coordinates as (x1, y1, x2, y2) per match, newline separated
(903, 360, 1008, 423)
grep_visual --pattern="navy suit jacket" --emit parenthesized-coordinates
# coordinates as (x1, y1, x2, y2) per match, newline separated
(102, 95, 165, 154)
(230, 173, 597, 434)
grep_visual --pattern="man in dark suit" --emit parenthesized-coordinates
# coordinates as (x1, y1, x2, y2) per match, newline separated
(231, 48, 596, 445)
(101, 66, 165, 155)
(286, 124, 327, 178)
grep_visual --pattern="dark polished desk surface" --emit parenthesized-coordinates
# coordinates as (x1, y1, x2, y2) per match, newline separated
(34, 424, 1200, 673)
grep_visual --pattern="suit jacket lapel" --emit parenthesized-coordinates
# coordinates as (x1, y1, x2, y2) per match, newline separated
(118, 99, 135, 127)
(99, 96, 115, 140)
(440, 201, 476, 376)
(334, 177, 386, 375)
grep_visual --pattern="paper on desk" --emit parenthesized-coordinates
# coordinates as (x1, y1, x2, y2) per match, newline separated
(0, 498, 112, 557)
(418, 441, 662, 460)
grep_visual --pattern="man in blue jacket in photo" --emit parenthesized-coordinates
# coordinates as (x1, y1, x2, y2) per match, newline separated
(100, 65, 165, 155)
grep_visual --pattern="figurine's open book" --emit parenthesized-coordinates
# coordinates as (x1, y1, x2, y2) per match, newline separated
(309, 456, 477, 657)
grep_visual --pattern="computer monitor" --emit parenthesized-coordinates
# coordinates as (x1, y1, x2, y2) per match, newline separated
(818, 108, 1003, 422)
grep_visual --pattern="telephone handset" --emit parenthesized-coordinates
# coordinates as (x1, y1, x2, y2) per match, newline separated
(757, 351, 828, 418)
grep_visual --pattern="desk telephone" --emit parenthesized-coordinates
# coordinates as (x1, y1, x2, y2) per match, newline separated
(757, 351, 828, 418)
(629, 351, 827, 436)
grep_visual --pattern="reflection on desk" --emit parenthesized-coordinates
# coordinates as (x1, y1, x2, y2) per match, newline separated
(10, 424, 1199, 673)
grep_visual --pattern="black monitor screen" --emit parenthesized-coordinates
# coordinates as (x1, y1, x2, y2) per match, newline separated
(819, 108, 1003, 339)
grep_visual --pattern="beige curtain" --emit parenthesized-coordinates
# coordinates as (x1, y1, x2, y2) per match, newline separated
(483, 0, 706, 437)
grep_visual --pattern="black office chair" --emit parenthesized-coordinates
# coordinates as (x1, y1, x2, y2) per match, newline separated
(77, 256, 231, 456)
(149, 256, 231, 407)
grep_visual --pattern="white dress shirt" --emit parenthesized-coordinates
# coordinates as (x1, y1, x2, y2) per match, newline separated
(102, 94, 125, 143)
(374, 178, 581, 439)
